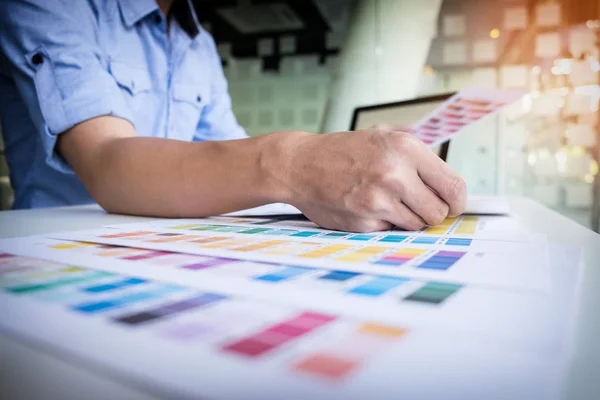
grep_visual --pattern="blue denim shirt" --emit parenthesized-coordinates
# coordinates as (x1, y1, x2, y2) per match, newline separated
(0, 0, 247, 209)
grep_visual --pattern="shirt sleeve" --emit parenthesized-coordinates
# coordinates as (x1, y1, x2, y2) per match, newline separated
(0, 0, 135, 174)
(194, 31, 249, 141)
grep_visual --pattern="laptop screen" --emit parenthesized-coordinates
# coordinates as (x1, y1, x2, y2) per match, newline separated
(350, 93, 455, 159)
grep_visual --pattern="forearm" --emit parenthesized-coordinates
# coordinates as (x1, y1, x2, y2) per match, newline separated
(97, 134, 294, 217)
(63, 125, 298, 217)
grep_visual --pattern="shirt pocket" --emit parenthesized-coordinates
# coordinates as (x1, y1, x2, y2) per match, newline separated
(171, 82, 211, 141)
(109, 60, 159, 136)
(109, 60, 152, 112)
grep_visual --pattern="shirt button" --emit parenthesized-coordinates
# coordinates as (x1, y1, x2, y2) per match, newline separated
(154, 14, 162, 24)
(196, 95, 202, 103)
(31, 53, 44, 65)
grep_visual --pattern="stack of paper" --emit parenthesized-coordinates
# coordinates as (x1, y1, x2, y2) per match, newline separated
(0, 196, 581, 399)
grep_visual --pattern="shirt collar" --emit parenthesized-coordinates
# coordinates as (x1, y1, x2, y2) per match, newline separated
(118, 0, 160, 27)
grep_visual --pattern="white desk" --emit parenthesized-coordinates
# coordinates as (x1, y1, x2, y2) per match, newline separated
(1, 198, 599, 400)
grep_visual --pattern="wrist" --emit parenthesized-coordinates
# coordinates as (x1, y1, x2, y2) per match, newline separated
(256, 130, 313, 205)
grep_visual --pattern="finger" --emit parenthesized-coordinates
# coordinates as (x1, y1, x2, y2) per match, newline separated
(381, 200, 427, 231)
(416, 153, 467, 217)
(399, 172, 450, 226)
(347, 219, 393, 233)
(313, 216, 392, 233)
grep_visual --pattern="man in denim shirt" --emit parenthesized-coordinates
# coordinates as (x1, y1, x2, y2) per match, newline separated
(0, 0, 467, 233)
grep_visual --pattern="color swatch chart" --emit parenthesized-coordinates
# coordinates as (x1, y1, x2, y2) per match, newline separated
(170, 215, 479, 239)
(106, 212, 533, 243)
(1, 205, 583, 400)
(174, 222, 475, 246)
(56, 229, 468, 270)
(0, 249, 571, 399)
(79, 230, 467, 269)
(1, 236, 570, 353)
(0, 252, 417, 388)
(42, 241, 464, 306)
(52, 226, 548, 291)
(411, 87, 526, 147)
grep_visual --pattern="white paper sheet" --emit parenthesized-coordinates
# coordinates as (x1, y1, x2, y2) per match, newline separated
(107, 213, 526, 242)
(0, 237, 570, 348)
(0, 239, 580, 400)
(220, 196, 510, 218)
(223, 203, 301, 217)
(464, 195, 510, 214)
(47, 222, 547, 291)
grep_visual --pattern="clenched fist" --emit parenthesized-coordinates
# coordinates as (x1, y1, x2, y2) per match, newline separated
(272, 128, 467, 232)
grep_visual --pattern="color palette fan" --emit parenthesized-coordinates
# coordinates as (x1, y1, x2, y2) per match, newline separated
(410, 87, 526, 147)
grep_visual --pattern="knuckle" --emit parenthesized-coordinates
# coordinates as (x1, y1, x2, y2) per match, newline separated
(406, 219, 426, 231)
(363, 220, 383, 233)
(364, 130, 391, 154)
(421, 213, 436, 226)
(369, 162, 393, 184)
(392, 132, 423, 152)
(448, 176, 467, 202)
(371, 123, 389, 131)
(367, 128, 388, 140)
(349, 220, 378, 233)
(394, 176, 411, 198)
(429, 203, 449, 226)
(353, 226, 370, 234)
(352, 191, 384, 215)
(378, 221, 394, 231)
(397, 213, 426, 231)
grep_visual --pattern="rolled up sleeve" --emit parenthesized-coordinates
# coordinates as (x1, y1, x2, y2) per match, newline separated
(0, 0, 134, 173)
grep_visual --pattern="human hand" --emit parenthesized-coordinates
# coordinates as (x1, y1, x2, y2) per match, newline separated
(276, 128, 466, 232)
(370, 123, 413, 133)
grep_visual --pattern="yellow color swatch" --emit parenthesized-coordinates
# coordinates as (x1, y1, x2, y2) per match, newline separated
(14, 268, 72, 281)
(97, 248, 143, 257)
(454, 216, 478, 234)
(60, 267, 85, 273)
(146, 235, 202, 243)
(170, 224, 201, 230)
(424, 217, 456, 235)
(388, 248, 427, 257)
(358, 323, 407, 338)
(298, 244, 354, 258)
(263, 244, 312, 255)
(189, 236, 228, 244)
(51, 242, 95, 250)
(201, 239, 253, 249)
(232, 240, 287, 252)
(335, 246, 388, 262)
